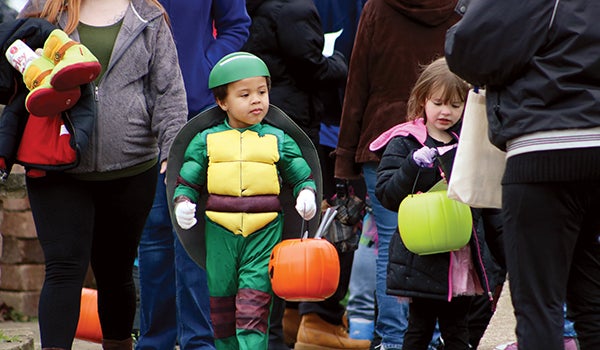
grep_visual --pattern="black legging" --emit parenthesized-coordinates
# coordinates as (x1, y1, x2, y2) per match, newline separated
(26, 165, 157, 347)
(403, 296, 473, 350)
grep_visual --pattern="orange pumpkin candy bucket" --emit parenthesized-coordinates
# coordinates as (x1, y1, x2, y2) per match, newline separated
(269, 237, 340, 301)
(268, 207, 340, 301)
(75, 288, 103, 343)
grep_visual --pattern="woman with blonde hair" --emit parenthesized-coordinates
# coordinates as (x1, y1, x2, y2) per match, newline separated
(18, 1, 187, 349)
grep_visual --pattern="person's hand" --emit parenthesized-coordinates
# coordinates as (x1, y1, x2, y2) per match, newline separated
(174, 200, 197, 229)
(160, 160, 168, 174)
(412, 146, 437, 167)
(295, 189, 316, 220)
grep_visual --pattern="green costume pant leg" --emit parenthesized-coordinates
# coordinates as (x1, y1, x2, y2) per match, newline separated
(206, 216, 283, 350)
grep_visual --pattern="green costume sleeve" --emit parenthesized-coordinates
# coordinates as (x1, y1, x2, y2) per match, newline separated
(278, 131, 317, 198)
(173, 131, 208, 203)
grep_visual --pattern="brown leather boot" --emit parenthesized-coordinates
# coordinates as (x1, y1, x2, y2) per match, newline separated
(295, 313, 371, 350)
(102, 337, 133, 350)
(283, 307, 301, 346)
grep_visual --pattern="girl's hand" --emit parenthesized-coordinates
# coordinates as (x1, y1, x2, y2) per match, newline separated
(412, 146, 437, 167)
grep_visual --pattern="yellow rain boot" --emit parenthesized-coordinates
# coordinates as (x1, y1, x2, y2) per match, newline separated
(42, 29, 101, 90)
(295, 313, 371, 350)
(23, 55, 80, 117)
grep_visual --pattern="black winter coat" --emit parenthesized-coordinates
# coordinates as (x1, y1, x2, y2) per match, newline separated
(243, 0, 348, 142)
(375, 125, 499, 301)
(446, 0, 600, 151)
(1, 18, 57, 104)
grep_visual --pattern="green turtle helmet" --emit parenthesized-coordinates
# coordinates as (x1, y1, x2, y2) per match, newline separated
(208, 52, 270, 89)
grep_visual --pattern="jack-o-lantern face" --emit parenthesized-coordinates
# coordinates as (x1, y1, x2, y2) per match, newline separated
(398, 190, 472, 255)
(269, 238, 340, 301)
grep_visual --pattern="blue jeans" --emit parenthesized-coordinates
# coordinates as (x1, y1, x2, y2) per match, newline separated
(347, 211, 377, 322)
(363, 163, 408, 349)
(136, 172, 215, 349)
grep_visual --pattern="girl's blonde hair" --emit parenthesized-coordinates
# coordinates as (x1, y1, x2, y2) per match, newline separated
(406, 57, 470, 121)
(26, 0, 169, 34)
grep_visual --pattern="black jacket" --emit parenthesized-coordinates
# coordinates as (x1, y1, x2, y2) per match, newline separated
(445, 0, 600, 151)
(1, 18, 57, 104)
(375, 125, 499, 301)
(243, 0, 347, 142)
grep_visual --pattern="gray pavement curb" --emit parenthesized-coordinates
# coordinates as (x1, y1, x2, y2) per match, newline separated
(0, 328, 34, 350)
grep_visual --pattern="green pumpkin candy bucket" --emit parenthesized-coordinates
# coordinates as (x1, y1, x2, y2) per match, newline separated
(398, 182, 472, 255)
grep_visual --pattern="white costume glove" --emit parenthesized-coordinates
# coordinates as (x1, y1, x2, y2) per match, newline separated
(412, 146, 438, 168)
(174, 200, 197, 229)
(295, 189, 316, 221)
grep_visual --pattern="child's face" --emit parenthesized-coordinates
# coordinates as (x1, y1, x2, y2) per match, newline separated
(424, 87, 464, 133)
(216, 76, 270, 129)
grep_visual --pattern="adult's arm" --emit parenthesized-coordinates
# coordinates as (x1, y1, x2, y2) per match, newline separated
(276, 0, 347, 88)
(445, 0, 558, 86)
(207, 0, 251, 65)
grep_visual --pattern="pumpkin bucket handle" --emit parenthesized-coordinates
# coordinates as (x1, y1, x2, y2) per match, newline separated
(314, 206, 338, 239)
(409, 149, 449, 196)
(410, 167, 423, 197)
(300, 216, 308, 239)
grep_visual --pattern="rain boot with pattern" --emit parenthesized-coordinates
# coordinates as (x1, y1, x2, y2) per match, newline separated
(22, 54, 80, 116)
(42, 29, 101, 90)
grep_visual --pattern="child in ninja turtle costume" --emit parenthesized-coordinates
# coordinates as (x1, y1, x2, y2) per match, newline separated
(172, 52, 318, 350)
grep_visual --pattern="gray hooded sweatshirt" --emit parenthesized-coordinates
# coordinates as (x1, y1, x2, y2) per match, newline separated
(20, 0, 187, 174)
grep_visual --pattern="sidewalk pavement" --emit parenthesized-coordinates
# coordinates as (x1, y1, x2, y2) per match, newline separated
(478, 282, 517, 349)
(0, 323, 101, 350)
(0, 283, 517, 350)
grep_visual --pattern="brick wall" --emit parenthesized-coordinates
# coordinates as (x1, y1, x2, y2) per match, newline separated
(0, 105, 96, 318)
(0, 165, 44, 317)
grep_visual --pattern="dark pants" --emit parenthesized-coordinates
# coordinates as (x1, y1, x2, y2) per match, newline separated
(503, 182, 600, 350)
(403, 296, 472, 350)
(466, 293, 495, 348)
(27, 165, 157, 347)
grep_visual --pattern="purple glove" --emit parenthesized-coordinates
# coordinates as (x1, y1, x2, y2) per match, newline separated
(412, 146, 438, 167)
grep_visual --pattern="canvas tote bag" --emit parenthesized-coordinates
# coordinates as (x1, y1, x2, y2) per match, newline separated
(447, 89, 506, 208)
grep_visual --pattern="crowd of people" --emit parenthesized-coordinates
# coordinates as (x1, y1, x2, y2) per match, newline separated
(1, 0, 599, 350)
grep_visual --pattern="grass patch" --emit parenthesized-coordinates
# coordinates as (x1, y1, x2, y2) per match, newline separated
(0, 330, 21, 343)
